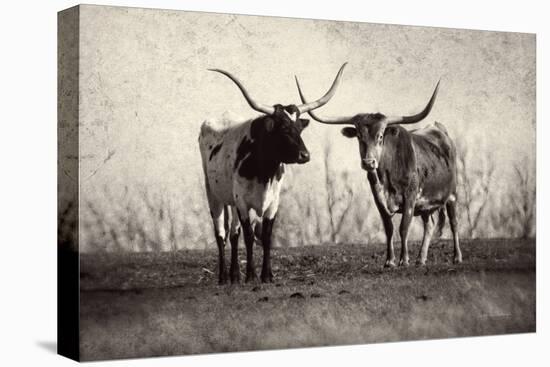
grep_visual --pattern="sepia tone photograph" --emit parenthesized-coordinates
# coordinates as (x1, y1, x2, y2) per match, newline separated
(58, 4, 535, 361)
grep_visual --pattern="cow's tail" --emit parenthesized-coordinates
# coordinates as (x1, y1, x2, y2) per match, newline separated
(434, 207, 446, 239)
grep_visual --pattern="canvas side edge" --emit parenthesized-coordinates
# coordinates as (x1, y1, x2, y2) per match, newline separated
(57, 5, 80, 362)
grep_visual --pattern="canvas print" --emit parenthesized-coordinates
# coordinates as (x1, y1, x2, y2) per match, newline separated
(58, 4, 536, 361)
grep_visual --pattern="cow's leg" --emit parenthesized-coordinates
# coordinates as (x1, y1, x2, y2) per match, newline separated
(260, 216, 276, 283)
(260, 196, 280, 283)
(399, 200, 415, 267)
(229, 206, 241, 283)
(237, 209, 258, 283)
(381, 213, 396, 267)
(210, 204, 228, 284)
(417, 212, 436, 265)
(446, 200, 463, 264)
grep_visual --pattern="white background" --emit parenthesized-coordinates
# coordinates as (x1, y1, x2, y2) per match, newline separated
(0, 0, 547, 365)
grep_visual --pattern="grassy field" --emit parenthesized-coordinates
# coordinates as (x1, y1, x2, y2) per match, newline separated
(79, 238, 535, 361)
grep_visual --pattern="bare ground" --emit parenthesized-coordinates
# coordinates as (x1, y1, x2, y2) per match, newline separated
(79, 238, 535, 361)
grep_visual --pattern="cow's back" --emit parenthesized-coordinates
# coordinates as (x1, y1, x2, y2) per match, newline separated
(411, 122, 455, 154)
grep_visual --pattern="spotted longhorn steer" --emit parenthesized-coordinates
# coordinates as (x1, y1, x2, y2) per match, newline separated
(295, 76, 462, 266)
(199, 64, 346, 284)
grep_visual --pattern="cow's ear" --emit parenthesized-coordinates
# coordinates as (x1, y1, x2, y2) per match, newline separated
(341, 127, 357, 138)
(297, 118, 310, 131)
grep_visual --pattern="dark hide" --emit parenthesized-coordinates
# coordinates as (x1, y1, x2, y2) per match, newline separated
(362, 122, 456, 217)
(336, 108, 459, 265)
(377, 125, 417, 212)
(234, 104, 310, 184)
(371, 121, 458, 266)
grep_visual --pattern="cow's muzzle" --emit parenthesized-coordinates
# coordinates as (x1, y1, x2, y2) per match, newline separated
(297, 150, 310, 164)
(362, 157, 378, 171)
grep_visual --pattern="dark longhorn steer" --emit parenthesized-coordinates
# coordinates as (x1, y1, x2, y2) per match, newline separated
(199, 64, 346, 284)
(295, 77, 462, 266)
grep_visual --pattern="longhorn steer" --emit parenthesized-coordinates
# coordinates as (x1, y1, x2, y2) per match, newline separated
(295, 76, 462, 266)
(199, 64, 346, 284)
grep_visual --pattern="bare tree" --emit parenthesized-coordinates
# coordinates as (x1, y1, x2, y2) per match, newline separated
(351, 195, 384, 245)
(274, 167, 327, 247)
(80, 182, 215, 252)
(489, 160, 535, 239)
(322, 137, 355, 243)
(511, 161, 536, 238)
(456, 138, 496, 238)
(274, 182, 307, 247)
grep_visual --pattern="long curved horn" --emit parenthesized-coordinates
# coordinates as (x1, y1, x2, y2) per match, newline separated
(295, 81, 352, 125)
(208, 68, 275, 115)
(386, 80, 440, 125)
(296, 63, 349, 115)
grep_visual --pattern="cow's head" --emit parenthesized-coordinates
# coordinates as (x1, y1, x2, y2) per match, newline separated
(341, 113, 389, 171)
(209, 64, 347, 165)
(295, 76, 440, 172)
(259, 104, 311, 164)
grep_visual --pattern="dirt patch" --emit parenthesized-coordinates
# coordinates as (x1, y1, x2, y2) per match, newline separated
(79, 239, 535, 361)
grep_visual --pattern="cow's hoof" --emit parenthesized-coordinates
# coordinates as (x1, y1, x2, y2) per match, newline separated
(261, 271, 274, 283)
(384, 259, 396, 268)
(416, 259, 427, 267)
(245, 272, 258, 283)
(230, 267, 241, 283)
(399, 258, 410, 267)
(453, 256, 463, 264)
(218, 275, 228, 285)
(230, 274, 241, 284)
